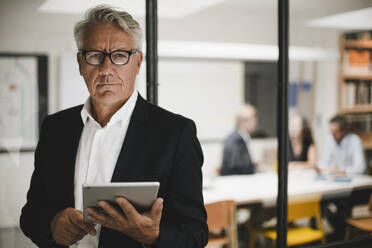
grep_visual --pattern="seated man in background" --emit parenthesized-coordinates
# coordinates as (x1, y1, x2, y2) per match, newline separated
(319, 115, 367, 240)
(319, 115, 366, 175)
(221, 104, 266, 175)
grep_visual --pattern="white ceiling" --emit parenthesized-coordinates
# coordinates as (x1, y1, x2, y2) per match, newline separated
(38, 0, 372, 30)
(38, 0, 228, 18)
(307, 7, 372, 30)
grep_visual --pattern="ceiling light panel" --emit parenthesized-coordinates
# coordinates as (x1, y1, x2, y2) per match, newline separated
(307, 7, 372, 30)
(38, 0, 227, 18)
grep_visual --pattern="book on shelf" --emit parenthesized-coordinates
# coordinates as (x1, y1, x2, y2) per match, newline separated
(356, 81, 370, 105)
(342, 81, 372, 108)
(343, 49, 372, 76)
(345, 113, 372, 133)
(342, 83, 355, 108)
(344, 31, 372, 40)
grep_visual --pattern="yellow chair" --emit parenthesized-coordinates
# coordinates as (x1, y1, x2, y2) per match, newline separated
(250, 197, 325, 247)
(205, 200, 238, 248)
(345, 193, 372, 239)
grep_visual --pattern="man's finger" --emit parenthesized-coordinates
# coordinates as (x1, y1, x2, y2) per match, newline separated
(150, 197, 163, 222)
(115, 197, 141, 222)
(67, 217, 87, 235)
(99, 200, 126, 221)
(70, 218, 96, 236)
(60, 229, 77, 245)
(87, 206, 113, 227)
(69, 210, 97, 236)
(68, 217, 89, 235)
(63, 227, 84, 242)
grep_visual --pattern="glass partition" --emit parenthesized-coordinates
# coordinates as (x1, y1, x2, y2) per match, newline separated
(288, 0, 372, 246)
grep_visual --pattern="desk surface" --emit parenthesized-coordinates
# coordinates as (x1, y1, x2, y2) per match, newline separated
(203, 169, 372, 206)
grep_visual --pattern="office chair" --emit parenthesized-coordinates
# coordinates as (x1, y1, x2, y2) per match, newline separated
(250, 197, 325, 247)
(345, 193, 372, 239)
(205, 200, 238, 248)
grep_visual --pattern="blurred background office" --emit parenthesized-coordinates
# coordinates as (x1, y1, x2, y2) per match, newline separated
(1, 0, 372, 247)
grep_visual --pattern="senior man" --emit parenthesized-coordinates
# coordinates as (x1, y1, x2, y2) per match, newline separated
(20, 5, 208, 248)
(220, 104, 266, 175)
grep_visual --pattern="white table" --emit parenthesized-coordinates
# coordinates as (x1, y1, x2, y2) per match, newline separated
(203, 169, 372, 206)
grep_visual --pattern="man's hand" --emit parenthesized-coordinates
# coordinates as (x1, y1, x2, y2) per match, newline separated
(50, 208, 97, 246)
(87, 197, 163, 245)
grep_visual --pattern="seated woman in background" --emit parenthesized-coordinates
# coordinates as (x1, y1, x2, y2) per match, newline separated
(288, 114, 317, 169)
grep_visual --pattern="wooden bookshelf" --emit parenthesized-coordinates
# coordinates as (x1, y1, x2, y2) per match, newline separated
(339, 105, 372, 114)
(338, 32, 372, 150)
(344, 40, 372, 49)
(342, 74, 372, 81)
(358, 133, 372, 150)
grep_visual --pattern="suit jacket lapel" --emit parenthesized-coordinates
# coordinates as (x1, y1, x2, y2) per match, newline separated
(111, 94, 149, 182)
(65, 107, 84, 207)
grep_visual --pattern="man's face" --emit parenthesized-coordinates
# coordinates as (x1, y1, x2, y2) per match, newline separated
(329, 122, 346, 143)
(77, 22, 143, 107)
(240, 114, 258, 135)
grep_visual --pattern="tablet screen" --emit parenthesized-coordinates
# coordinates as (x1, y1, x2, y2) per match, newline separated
(82, 182, 160, 222)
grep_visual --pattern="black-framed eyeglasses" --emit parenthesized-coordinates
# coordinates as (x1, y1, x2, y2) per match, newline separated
(80, 49, 139, 66)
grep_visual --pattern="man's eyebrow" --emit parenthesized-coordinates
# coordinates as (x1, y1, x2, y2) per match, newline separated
(83, 47, 133, 51)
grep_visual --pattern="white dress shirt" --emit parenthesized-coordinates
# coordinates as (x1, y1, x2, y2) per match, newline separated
(71, 91, 138, 248)
(238, 129, 254, 161)
(319, 133, 366, 175)
(238, 129, 250, 145)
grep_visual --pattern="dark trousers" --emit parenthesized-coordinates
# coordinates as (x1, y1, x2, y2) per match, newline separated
(322, 199, 352, 239)
(321, 189, 371, 240)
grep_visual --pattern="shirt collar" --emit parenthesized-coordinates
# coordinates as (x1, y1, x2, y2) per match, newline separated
(80, 90, 138, 128)
(338, 133, 351, 146)
(238, 129, 251, 143)
(331, 132, 351, 147)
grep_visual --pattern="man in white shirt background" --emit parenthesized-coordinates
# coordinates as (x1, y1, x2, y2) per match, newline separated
(319, 115, 366, 175)
(319, 115, 367, 241)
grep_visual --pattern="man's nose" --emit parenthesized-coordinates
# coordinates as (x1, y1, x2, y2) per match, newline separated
(99, 55, 114, 74)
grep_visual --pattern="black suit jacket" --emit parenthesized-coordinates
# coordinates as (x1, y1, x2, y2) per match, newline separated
(20, 94, 208, 248)
(220, 130, 255, 175)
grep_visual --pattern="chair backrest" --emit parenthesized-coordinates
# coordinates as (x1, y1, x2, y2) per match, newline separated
(205, 200, 238, 248)
(205, 200, 236, 231)
(288, 199, 321, 221)
(288, 196, 323, 233)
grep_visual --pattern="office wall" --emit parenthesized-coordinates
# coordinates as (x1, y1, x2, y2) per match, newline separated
(313, 61, 339, 154)
(157, 59, 244, 176)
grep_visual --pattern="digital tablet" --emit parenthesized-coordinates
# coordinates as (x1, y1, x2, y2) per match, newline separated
(83, 182, 160, 223)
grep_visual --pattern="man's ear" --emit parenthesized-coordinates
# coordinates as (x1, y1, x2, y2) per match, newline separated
(136, 51, 143, 75)
(77, 52, 83, 75)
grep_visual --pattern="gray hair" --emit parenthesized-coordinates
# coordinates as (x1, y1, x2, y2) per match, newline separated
(73, 5, 143, 50)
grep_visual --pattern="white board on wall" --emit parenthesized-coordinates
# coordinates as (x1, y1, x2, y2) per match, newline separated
(157, 59, 244, 141)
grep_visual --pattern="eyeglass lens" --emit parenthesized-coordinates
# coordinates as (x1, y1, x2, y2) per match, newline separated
(85, 50, 130, 65)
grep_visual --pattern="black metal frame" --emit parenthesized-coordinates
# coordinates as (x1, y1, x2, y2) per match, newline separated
(277, 0, 289, 247)
(146, 0, 158, 105)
